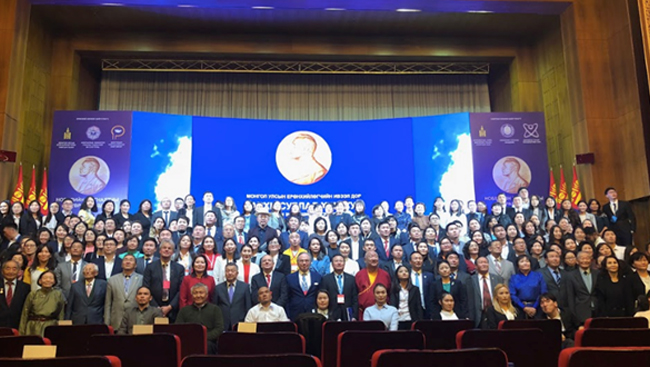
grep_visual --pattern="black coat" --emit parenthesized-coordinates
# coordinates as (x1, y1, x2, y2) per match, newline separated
(0, 279, 31, 329)
(65, 279, 107, 325)
(389, 285, 424, 321)
(250, 271, 288, 307)
(483, 306, 525, 329)
(143, 260, 185, 320)
(319, 272, 359, 320)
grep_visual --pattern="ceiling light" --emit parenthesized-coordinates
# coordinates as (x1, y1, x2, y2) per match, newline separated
(100, 2, 124, 5)
(396, 8, 421, 12)
(466, 10, 494, 14)
(325, 8, 346, 11)
(252, 6, 274, 9)
(177, 4, 197, 7)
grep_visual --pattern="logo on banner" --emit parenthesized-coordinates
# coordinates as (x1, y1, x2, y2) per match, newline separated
(492, 156, 531, 194)
(111, 125, 125, 140)
(500, 124, 515, 138)
(86, 126, 101, 140)
(479, 126, 487, 137)
(63, 128, 72, 140)
(69, 156, 110, 195)
(523, 123, 539, 138)
(276, 131, 332, 185)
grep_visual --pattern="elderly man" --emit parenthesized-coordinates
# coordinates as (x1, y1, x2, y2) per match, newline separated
(0, 260, 31, 328)
(143, 239, 185, 321)
(105, 254, 143, 330)
(251, 254, 288, 307)
(213, 263, 251, 331)
(66, 263, 107, 324)
(286, 252, 322, 320)
(248, 207, 277, 250)
(245, 286, 289, 323)
(355, 250, 391, 319)
(176, 283, 224, 354)
(117, 286, 163, 334)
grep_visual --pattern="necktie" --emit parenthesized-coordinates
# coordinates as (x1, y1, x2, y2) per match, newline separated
(124, 275, 131, 296)
(450, 273, 456, 282)
(228, 284, 234, 303)
(238, 235, 244, 245)
(613, 203, 617, 214)
(482, 276, 492, 311)
(72, 261, 78, 283)
(86, 282, 92, 297)
(337, 274, 344, 294)
(553, 270, 561, 285)
(495, 259, 502, 273)
(5, 281, 12, 306)
(162, 263, 170, 302)
(266, 274, 271, 287)
(164, 211, 169, 224)
(583, 271, 592, 292)
(414, 273, 424, 307)
(145, 257, 151, 266)
(301, 274, 309, 295)
(384, 239, 389, 258)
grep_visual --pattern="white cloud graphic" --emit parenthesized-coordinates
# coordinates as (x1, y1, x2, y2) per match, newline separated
(154, 136, 192, 208)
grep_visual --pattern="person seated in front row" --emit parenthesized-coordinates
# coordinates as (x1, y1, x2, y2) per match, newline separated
(484, 283, 524, 329)
(117, 286, 163, 334)
(363, 283, 398, 331)
(539, 292, 581, 349)
(244, 286, 289, 323)
(176, 283, 223, 354)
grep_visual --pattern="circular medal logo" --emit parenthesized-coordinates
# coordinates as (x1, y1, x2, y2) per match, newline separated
(86, 126, 101, 140)
(500, 124, 515, 138)
(276, 131, 332, 185)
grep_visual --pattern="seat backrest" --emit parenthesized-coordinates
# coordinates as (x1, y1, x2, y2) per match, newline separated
(154, 324, 207, 358)
(371, 348, 508, 367)
(584, 317, 648, 329)
(44, 324, 113, 357)
(234, 322, 298, 333)
(337, 331, 425, 367)
(559, 347, 650, 367)
(0, 336, 48, 358)
(412, 320, 474, 350)
(181, 354, 321, 367)
(321, 321, 385, 367)
(0, 328, 18, 336)
(575, 329, 650, 347)
(498, 319, 561, 367)
(217, 332, 305, 355)
(457, 329, 546, 367)
(0, 356, 122, 367)
(89, 333, 180, 367)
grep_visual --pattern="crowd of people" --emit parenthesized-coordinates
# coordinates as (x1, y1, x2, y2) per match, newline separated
(0, 186, 649, 352)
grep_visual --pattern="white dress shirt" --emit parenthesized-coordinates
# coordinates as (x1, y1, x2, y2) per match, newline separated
(244, 302, 289, 322)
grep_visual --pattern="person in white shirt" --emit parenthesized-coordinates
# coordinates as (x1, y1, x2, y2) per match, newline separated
(437, 292, 459, 320)
(244, 286, 289, 322)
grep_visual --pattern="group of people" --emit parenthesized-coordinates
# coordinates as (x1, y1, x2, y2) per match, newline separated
(0, 185, 649, 353)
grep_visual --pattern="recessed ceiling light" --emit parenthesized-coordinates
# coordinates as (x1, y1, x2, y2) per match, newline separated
(325, 8, 346, 11)
(396, 8, 421, 12)
(177, 4, 196, 8)
(466, 10, 494, 14)
(252, 6, 274, 10)
(100, 2, 124, 6)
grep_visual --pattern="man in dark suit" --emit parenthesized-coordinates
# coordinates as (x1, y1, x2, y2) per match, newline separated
(250, 254, 288, 307)
(196, 192, 223, 227)
(0, 223, 20, 254)
(172, 216, 192, 244)
(342, 223, 364, 261)
(286, 253, 322, 320)
(381, 244, 410, 278)
(54, 241, 87, 300)
(143, 239, 185, 322)
(602, 187, 636, 246)
(93, 238, 122, 281)
(408, 251, 435, 318)
(507, 238, 540, 271)
(56, 198, 75, 223)
(280, 216, 308, 250)
(65, 263, 107, 324)
(566, 251, 599, 324)
(136, 238, 159, 275)
(248, 207, 277, 250)
(537, 250, 567, 307)
(540, 292, 581, 349)
(470, 257, 503, 327)
(401, 225, 422, 260)
(213, 263, 252, 331)
(152, 197, 178, 229)
(320, 254, 358, 320)
(507, 196, 531, 221)
(0, 260, 31, 328)
(374, 221, 400, 262)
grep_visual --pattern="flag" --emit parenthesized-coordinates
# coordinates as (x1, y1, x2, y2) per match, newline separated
(549, 167, 557, 201)
(558, 166, 568, 203)
(571, 164, 582, 209)
(26, 165, 37, 204)
(11, 163, 24, 206)
(38, 167, 48, 216)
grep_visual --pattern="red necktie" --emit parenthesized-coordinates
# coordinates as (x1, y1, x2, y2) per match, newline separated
(482, 276, 491, 311)
(5, 282, 12, 306)
(238, 235, 244, 245)
(384, 239, 390, 258)
(266, 274, 271, 287)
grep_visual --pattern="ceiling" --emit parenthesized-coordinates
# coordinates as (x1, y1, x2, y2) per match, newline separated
(34, 5, 560, 39)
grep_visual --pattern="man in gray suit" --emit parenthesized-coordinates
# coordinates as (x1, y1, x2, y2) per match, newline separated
(470, 257, 504, 327)
(104, 254, 143, 330)
(213, 263, 251, 331)
(54, 241, 87, 301)
(487, 241, 515, 285)
(566, 251, 599, 324)
(66, 263, 107, 324)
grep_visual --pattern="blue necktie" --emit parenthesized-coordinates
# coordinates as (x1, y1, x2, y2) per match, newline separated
(228, 284, 234, 302)
(301, 275, 309, 294)
(337, 274, 343, 294)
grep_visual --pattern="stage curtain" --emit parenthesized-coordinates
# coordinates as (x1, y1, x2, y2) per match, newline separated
(99, 71, 490, 119)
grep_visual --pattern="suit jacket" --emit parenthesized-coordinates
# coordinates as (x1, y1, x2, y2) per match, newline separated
(152, 210, 178, 228)
(273, 254, 292, 275)
(143, 260, 185, 318)
(470, 273, 504, 327)
(537, 266, 567, 307)
(381, 260, 410, 278)
(19, 214, 39, 237)
(484, 305, 525, 329)
(410, 271, 435, 318)
(135, 256, 159, 275)
(280, 230, 309, 250)
(390, 285, 424, 321)
(487, 255, 515, 285)
(373, 237, 401, 262)
(320, 272, 359, 320)
(65, 278, 107, 325)
(93, 257, 123, 281)
(431, 278, 468, 319)
(602, 200, 636, 245)
(196, 206, 223, 228)
(213, 280, 252, 331)
(286, 270, 322, 320)
(0, 278, 31, 329)
(250, 271, 288, 307)
(54, 259, 88, 300)
(104, 272, 143, 330)
(507, 208, 531, 221)
(565, 268, 599, 323)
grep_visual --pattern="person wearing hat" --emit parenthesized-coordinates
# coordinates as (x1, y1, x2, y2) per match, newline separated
(602, 187, 636, 247)
(248, 206, 278, 252)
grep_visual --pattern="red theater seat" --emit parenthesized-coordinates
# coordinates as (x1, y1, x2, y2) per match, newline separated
(0, 356, 122, 367)
(234, 322, 297, 332)
(574, 328, 650, 347)
(0, 328, 18, 336)
(154, 324, 207, 358)
(371, 348, 508, 367)
(89, 333, 181, 367)
(457, 329, 545, 367)
(559, 347, 650, 367)
(218, 331, 305, 355)
(321, 321, 385, 367)
(337, 331, 425, 367)
(181, 354, 321, 367)
(44, 324, 113, 356)
(498, 319, 561, 367)
(583, 317, 648, 329)
(0, 336, 51, 358)
(412, 319, 474, 350)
